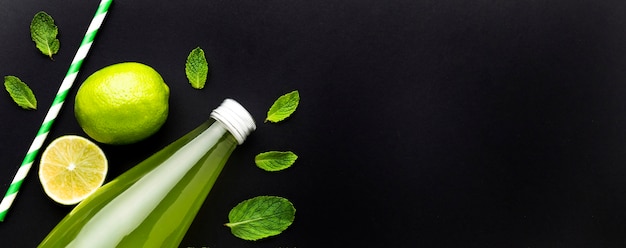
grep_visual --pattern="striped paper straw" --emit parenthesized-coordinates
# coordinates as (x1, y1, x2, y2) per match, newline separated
(0, 0, 113, 222)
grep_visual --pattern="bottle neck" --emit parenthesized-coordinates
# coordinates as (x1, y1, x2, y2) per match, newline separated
(210, 99, 256, 145)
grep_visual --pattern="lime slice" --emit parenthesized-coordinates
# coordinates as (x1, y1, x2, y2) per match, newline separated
(38, 135, 108, 205)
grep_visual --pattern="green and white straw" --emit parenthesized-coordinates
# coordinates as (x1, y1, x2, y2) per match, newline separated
(0, 0, 113, 222)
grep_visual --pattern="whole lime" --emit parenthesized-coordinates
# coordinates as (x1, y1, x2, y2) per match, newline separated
(74, 62, 170, 145)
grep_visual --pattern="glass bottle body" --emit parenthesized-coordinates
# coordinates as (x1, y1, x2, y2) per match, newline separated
(39, 118, 238, 247)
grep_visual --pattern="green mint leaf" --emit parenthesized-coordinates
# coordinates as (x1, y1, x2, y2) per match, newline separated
(255, 151, 298, 172)
(4, 76, 37, 110)
(185, 46, 209, 89)
(30, 11, 60, 59)
(225, 196, 296, 241)
(265, 90, 299, 123)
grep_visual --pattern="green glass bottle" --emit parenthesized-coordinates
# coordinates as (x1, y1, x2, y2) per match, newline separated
(38, 99, 256, 248)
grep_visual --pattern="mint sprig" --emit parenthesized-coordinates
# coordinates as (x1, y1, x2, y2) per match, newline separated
(30, 11, 59, 59)
(4, 76, 37, 110)
(185, 46, 209, 89)
(225, 196, 296, 241)
(265, 90, 299, 123)
(255, 151, 298, 172)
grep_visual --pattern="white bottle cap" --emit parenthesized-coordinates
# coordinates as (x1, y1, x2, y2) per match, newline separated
(210, 99, 256, 144)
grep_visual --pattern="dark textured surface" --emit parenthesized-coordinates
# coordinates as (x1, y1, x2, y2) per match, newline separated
(1, 0, 626, 247)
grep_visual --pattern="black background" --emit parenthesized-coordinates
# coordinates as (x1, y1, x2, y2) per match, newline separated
(1, 0, 626, 247)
